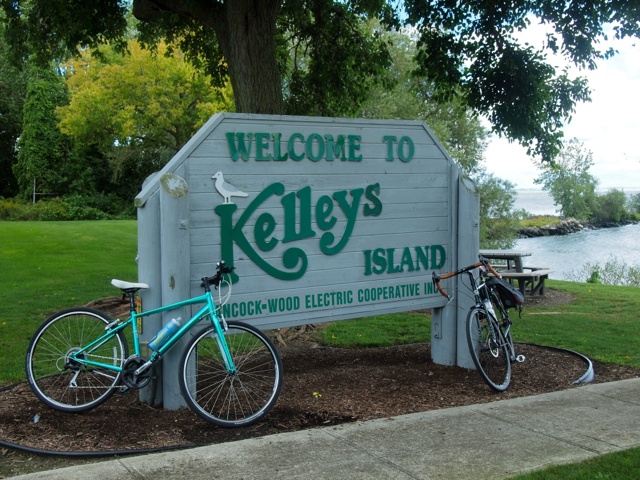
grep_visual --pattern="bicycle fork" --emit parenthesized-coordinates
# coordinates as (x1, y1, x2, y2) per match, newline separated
(484, 306, 525, 364)
(211, 313, 237, 375)
(498, 320, 525, 364)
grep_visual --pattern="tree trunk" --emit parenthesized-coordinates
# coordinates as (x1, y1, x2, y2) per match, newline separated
(213, 0, 284, 114)
(133, 0, 284, 114)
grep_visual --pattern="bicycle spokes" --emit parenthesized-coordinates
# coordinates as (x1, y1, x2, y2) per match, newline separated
(179, 322, 283, 428)
(466, 308, 511, 392)
(26, 309, 128, 412)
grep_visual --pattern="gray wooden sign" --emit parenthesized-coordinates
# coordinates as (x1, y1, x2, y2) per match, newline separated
(135, 113, 478, 408)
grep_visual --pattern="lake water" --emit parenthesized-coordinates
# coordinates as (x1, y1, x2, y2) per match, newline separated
(512, 189, 640, 280)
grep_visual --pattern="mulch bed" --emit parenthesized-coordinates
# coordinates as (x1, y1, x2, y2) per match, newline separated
(1, 341, 638, 453)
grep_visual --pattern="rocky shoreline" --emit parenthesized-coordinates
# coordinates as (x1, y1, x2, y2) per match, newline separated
(519, 218, 638, 238)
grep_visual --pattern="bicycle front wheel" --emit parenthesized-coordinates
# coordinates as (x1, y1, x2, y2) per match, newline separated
(179, 321, 283, 428)
(25, 308, 128, 412)
(466, 307, 511, 392)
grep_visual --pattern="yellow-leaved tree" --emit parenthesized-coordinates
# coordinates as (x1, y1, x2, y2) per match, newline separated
(58, 41, 234, 191)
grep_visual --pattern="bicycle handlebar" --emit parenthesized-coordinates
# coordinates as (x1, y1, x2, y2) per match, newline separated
(201, 260, 235, 290)
(432, 255, 501, 300)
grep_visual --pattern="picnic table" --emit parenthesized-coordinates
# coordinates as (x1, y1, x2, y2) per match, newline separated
(479, 249, 552, 296)
(479, 249, 531, 272)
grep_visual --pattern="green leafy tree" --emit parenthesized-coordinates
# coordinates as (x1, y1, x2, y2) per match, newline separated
(13, 63, 111, 201)
(57, 40, 234, 193)
(475, 172, 521, 249)
(359, 26, 487, 175)
(0, 17, 25, 197)
(281, 7, 392, 117)
(13, 64, 71, 199)
(591, 189, 629, 224)
(629, 193, 640, 215)
(3, 1, 640, 161)
(535, 139, 598, 220)
(360, 26, 519, 248)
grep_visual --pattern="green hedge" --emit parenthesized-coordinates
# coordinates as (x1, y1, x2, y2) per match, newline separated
(0, 195, 135, 221)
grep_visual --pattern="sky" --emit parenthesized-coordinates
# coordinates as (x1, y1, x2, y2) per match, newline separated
(483, 27, 640, 191)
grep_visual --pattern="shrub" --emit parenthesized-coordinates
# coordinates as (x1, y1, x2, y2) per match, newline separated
(63, 194, 134, 219)
(586, 269, 602, 284)
(0, 196, 129, 221)
(571, 259, 640, 287)
(0, 198, 32, 220)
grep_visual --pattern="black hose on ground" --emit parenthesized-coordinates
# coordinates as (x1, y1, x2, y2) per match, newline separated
(516, 342, 595, 384)
(0, 436, 196, 457)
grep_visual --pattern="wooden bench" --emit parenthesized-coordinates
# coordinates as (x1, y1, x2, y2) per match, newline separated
(493, 267, 552, 296)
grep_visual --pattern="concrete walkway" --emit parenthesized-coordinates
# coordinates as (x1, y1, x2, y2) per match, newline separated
(9, 378, 640, 480)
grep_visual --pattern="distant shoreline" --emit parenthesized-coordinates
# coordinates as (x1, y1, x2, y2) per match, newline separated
(519, 217, 639, 238)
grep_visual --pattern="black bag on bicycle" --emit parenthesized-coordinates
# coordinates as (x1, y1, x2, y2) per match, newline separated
(486, 277, 525, 309)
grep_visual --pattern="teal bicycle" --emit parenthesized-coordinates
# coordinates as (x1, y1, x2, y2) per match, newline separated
(25, 261, 283, 428)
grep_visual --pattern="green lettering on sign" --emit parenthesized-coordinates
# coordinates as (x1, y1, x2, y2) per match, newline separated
(226, 131, 368, 162)
(306, 133, 325, 161)
(398, 136, 415, 162)
(282, 186, 316, 243)
(325, 135, 346, 161)
(382, 135, 414, 162)
(320, 188, 363, 255)
(288, 132, 305, 161)
(348, 135, 362, 161)
(272, 132, 289, 161)
(255, 132, 273, 161)
(215, 181, 385, 281)
(226, 132, 253, 161)
(215, 183, 308, 281)
(363, 245, 447, 276)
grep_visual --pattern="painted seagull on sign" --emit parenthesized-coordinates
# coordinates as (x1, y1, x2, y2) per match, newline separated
(212, 171, 249, 204)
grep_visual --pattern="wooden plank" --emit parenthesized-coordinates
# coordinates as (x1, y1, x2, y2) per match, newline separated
(497, 270, 552, 278)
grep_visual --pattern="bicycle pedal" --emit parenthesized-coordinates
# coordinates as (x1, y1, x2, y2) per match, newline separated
(515, 355, 526, 363)
(119, 386, 131, 394)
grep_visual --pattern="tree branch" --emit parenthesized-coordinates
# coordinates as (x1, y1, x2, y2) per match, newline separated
(132, 0, 222, 29)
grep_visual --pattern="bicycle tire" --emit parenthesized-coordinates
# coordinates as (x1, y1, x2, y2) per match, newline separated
(25, 308, 128, 412)
(466, 307, 511, 392)
(179, 321, 283, 428)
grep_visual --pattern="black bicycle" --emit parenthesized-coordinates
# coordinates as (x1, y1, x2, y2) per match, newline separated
(432, 256, 525, 391)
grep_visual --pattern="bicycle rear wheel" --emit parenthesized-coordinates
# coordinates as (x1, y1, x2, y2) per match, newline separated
(466, 307, 511, 392)
(25, 308, 128, 412)
(179, 321, 283, 428)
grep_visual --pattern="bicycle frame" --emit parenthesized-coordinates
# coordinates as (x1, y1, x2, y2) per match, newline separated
(69, 289, 236, 375)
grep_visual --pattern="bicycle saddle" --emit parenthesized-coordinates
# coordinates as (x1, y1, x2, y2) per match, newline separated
(111, 279, 150, 291)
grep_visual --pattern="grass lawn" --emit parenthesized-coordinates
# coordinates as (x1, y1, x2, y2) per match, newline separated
(0, 220, 137, 383)
(318, 279, 640, 370)
(510, 446, 640, 480)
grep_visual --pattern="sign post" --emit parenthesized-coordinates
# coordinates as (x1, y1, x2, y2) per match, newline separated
(135, 114, 478, 408)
